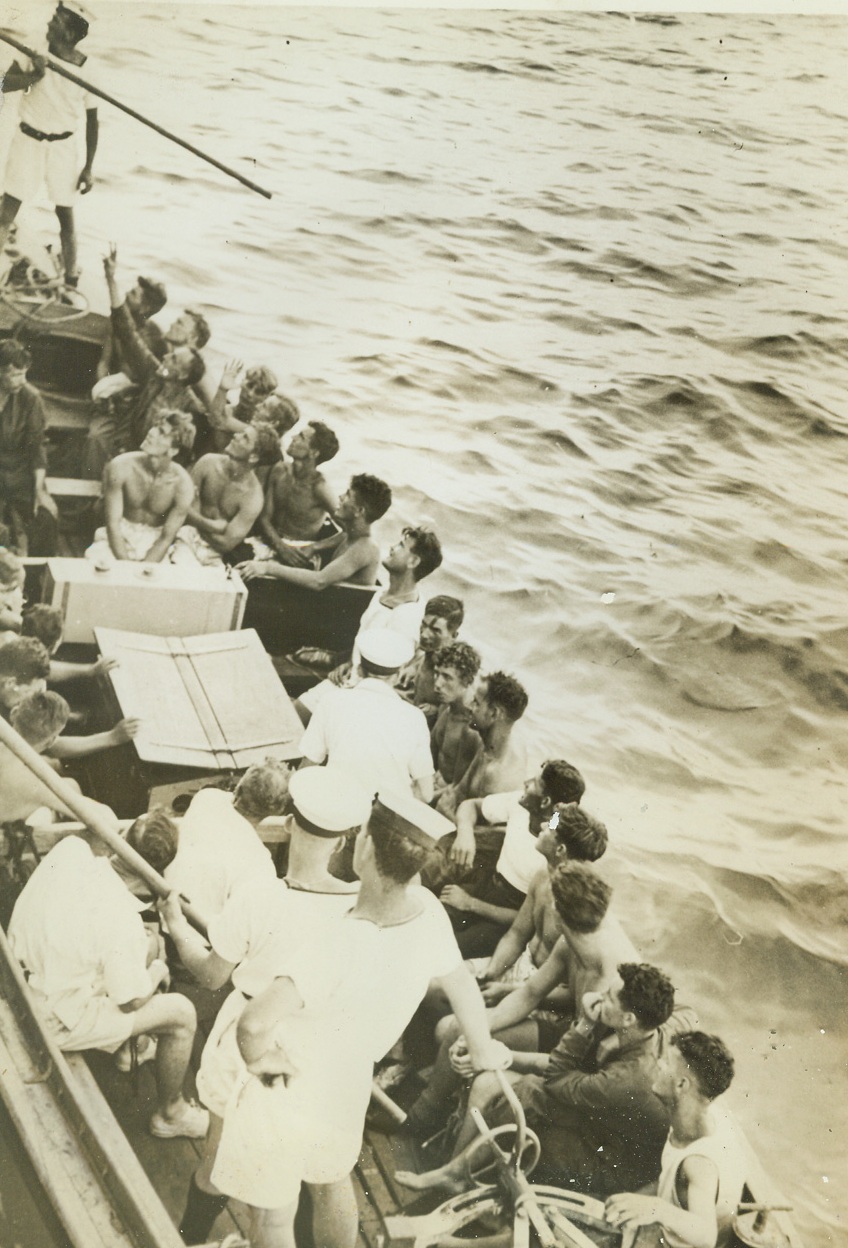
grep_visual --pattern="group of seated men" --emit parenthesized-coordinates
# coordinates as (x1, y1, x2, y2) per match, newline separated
(1, 242, 401, 585)
(0, 533, 749, 1248)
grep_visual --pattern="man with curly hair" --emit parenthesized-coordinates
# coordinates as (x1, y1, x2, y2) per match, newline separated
(430, 639, 483, 792)
(400, 956, 697, 1199)
(259, 419, 340, 548)
(435, 669, 529, 818)
(606, 1031, 744, 1248)
(173, 424, 270, 566)
(85, 411, 196, 563)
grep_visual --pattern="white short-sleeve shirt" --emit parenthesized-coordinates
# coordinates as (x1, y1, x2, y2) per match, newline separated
(164, 788, 276, 918)
(481, 790, 544, 895)
(350, 593, 424, 668)
(8, 836, 150, 1031)
(15, 40, 95, 134)
(299, 678, 434, 798)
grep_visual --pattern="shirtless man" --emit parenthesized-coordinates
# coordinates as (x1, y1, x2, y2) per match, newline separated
(239, 473, 391, 590)
(405, 806, 609, 1136)
(436, 671, 529, 820)
(430, 642, 483, 797)
(85, 411, 195, 563)
(259, 420, 340, 548)
(173, 425, 270, 566)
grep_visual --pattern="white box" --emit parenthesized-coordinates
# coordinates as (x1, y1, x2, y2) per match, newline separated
(45, 558, 246, 644)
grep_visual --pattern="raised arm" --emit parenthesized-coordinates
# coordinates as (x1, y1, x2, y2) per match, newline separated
(103, 246, 158, 383)
(208, 359, 246, 433)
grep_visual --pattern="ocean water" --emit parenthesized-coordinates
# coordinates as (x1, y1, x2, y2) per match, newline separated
(4, 6, 848, 1244)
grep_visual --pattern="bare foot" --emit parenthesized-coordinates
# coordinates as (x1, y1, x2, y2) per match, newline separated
(395, 1169, 465, 1196)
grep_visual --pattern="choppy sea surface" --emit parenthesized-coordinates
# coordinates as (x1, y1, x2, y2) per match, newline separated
(2, 6, 847, 1244)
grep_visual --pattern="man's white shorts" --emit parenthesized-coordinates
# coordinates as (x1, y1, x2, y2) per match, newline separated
(3, 128, 80, 208)
(34, 990, 135, 1054)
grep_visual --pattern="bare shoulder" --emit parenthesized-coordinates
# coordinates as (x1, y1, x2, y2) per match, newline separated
(104, 452, 142, 482)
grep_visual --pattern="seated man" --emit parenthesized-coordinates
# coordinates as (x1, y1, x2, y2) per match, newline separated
(259, 420, 340, 547)
(240, 473, 391, 590)
(400, 961, 696, 1200)
(606, 1032, 743, 1248)
(430, 641, 483, 794)
(172, 424, 272, 566)
(435, 670, 528, 819)
(97, 273, 167, 380)
(293, 525, 443, 716)
(299, 630, 435, 805)
(21, 603, 117, 684)
(84, 248, 206, 478)
(85, 411, 196, 564)
(0, 341, 57, 555)
(430, 758, 586, 957)
(164, 760, 290, 919)
(406, 849, 617, 1138)
(396, 595, 464, 722)
(8, 817, 209, 1139)
(0, 636, 50, 721)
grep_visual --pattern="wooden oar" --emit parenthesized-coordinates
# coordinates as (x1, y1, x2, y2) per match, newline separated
(0, 711, 210, 932)
(0, 30, 273, 200)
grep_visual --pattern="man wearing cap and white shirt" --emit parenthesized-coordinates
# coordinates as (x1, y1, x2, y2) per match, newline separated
(299, 629, 435, 804)
(0, 2, 99, 286)
(212, 790, 511, 1248)
(163, 760, 291, 919)
(163, 765, 370, 1247)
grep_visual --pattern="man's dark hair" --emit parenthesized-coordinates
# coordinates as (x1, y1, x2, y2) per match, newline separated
(0, 341, 31, 370)
(483, 671, 528, 723)
(351, 473, 392, 523)
(367, 801, 439, 885)
(181, 347, 206, 387)
(126, 808, 179, 875)
(242, 364, 278, 396)
(156, 410, 196, 453)
(618, 963, 675, 1030)
(541, 759, 585, 806)
(434, 641, 481, 687)
(10, 690, 70, 747)
(308, 421, 339, 466)
(404, 526, 442, 581)
(425, 595, 464, 633)
(137, 276, 167, 316)
(250, 421, 282, 467)
(256, 394, 299, 437)
(549, 803, 607, 862)
(673, 1031, 735, 1100)
(22, 604, 64, 653)
(184, 308, 211, 349)
(550, 861, 611, 934)
(0, 547, 25, 589)
(0, 636, 50, 682)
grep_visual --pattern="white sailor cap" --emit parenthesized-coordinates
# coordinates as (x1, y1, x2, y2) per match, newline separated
(369, 789, 454, 848)
(288, 766, 372, 837)
(58, 1, 95, 26)
(358, 629, 415, 673)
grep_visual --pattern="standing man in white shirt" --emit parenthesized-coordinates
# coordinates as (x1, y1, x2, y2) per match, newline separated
(299, 630, 435, 804)
(211, 791, 511, 1248)
(0, 2, 99, 287)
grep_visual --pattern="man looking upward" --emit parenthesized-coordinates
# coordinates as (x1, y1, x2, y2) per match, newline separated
(173, 424, 271, 566)
(0, 2, 98, 287)
(85, 411, 195, 563)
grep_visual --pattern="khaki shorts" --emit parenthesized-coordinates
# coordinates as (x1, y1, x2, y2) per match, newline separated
(4, 128, 80, 208)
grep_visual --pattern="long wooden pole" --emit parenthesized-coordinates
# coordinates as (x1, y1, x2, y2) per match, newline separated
(0, 31, 273, 200)
(0, 713, 208, 936)
(0, 714, 406, 1118)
